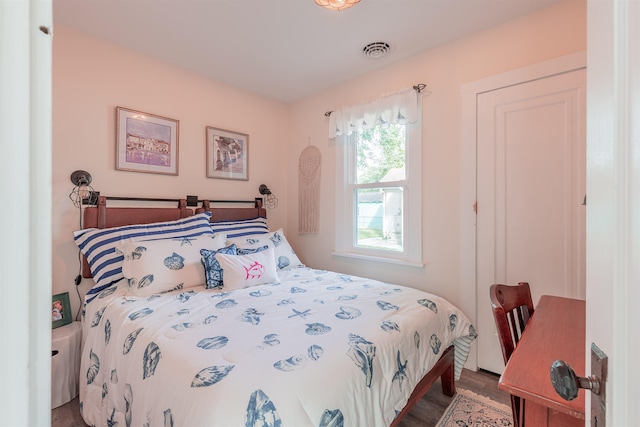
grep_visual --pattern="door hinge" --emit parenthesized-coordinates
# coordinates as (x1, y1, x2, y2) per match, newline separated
(473, 202, 478, 214)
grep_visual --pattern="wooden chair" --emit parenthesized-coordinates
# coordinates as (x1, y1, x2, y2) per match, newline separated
(489, 282, 535, 427)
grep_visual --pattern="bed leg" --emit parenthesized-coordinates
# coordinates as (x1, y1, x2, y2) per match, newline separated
(441, 358, 456, 397)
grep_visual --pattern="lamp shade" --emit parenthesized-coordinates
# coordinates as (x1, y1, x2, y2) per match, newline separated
(314, 0, 360, 11)
(259, 184, 278, 209)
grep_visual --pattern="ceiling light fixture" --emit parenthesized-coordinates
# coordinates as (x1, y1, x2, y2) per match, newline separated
(314, 0, 360, 11)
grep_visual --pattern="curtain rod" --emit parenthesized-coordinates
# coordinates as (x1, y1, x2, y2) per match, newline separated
(324, 83, 426, 117)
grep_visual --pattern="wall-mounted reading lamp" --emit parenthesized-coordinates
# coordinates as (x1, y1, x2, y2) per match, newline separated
(69, 170, 97, 208)
(69, 170, 98, 317)
(259, 184, 278, 209)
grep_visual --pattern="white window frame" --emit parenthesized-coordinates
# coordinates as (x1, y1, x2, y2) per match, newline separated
(333, 120, 423, 267)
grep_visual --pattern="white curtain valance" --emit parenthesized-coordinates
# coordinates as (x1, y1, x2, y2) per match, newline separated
(328, 88, 419, 138)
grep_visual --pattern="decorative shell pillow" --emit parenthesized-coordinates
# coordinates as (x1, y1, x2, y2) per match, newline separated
(117, 233, 227, 297)
(74, 212, 214, 302)
(215, 247, 280, 291)
(226, 228, 304, 270)
(200, 244, 238, 290)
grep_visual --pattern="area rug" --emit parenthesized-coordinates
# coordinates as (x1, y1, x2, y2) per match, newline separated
(435, 388, 513, 427)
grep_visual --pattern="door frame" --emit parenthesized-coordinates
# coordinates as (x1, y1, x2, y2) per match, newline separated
(586, 1, 640, 424)
(459, 51, 586, 370)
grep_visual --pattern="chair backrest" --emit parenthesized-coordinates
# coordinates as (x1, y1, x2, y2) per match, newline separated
(489, 282, 535, 365)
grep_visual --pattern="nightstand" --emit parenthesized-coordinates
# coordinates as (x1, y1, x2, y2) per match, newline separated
(51, 321, 82, 409)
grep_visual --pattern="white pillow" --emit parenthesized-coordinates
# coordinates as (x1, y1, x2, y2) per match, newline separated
(215, 247, 280, 290)
(117, 233, 227, 297)
(226, 228, 304, 270)
(210, 217, 268, 238)
(74, 212, 214, 302)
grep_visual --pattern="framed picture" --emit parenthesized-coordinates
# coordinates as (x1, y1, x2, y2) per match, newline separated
(52, 292, 72, 329)
(206, 126, 249, 180)
(116, 107, 179, 175)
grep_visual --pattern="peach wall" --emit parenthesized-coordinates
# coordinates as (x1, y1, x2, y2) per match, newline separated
(52, 0, 585, 317)
(286, 0, 586, 306)
(52, 26, 289, 314)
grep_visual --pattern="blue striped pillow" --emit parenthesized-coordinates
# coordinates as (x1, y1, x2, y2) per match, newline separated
(209, 217, 268, 239)
(74, 212, 214, 302)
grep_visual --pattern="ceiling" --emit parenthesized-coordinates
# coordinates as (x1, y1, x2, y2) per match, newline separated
(53, 0, 557, 103)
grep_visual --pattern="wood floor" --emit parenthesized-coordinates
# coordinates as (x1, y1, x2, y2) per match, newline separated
(52, 368, 509, 427)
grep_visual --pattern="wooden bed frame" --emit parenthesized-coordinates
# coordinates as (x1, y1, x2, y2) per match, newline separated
(390, 345, 455, 427)
(80, 195, 456, 425)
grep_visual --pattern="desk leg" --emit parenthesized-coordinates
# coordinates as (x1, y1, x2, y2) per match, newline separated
(524, 400, 547, 426)
(524, 400, 583, 427)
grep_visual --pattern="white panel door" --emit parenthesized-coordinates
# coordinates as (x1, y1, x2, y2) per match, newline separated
(476, 69, 586, 374)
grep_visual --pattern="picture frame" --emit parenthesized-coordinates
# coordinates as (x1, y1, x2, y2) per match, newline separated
(52, 292, 72, 329)
(206, 126, 249, 180)
(116, 107, 179, 175)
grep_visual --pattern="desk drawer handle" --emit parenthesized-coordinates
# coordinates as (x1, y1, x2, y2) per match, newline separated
(550, 360, 601, 401)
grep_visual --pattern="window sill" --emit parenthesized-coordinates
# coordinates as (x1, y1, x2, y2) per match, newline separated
(331, 251, 424, 268)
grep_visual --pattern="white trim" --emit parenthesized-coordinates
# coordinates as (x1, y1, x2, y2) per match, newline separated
(586, 0, 640, 424)
(334, 119, 422, 266)
(460, 51, 586, 99)
(459, 51, 586, 370)
(0, 0, 52, 424)
(331, 251, 424, 268)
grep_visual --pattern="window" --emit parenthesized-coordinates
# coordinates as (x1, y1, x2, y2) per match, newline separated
(335, 120, 422, 266)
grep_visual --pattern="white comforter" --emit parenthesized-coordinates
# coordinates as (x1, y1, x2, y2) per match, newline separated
(80, 267, 477, 427)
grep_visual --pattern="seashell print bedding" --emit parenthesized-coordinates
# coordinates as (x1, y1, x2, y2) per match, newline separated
(79, 267, 477, 427)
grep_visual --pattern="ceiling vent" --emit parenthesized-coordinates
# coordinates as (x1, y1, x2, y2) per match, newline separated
(362, 42, 390, 59)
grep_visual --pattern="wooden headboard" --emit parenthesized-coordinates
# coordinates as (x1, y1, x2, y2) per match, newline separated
(81, 195, 266, 278)
(195, 200, 266, 222)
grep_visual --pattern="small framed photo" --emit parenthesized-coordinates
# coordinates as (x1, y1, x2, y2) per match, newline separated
(206, 126, 249, 180)
(52, 292, 72, 329)
(116, 107, 179, 175)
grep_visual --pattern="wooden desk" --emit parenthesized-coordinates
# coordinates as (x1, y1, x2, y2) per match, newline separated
(499, 295, 585, 426)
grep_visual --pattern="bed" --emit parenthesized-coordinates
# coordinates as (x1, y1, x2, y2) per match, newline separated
(75, 196, 477, 427)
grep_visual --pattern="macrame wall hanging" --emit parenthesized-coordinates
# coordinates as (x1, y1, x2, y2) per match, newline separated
(298, 144, 321, 234)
